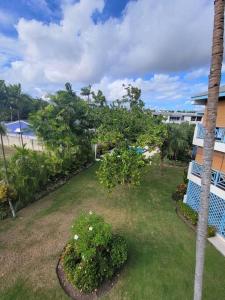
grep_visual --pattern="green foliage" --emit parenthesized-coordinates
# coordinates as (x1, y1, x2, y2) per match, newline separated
(30, 85, 93, 172)
(0, 181, 16, 203)
(207, 225, 216, 237)
(97, 147, 145, 189)
(0, 80, 47, 122)
(91, 90, 106, 107)
(177, 201, 198, 225)
(7, 148, 51, 209)
(62, 212, 127, 293)
(177, 201, 216, 237)
(160, 123, 195, 162)
(0, 181, 16, 219)
(172, 183, 187, 202)
(71, 213, 112, 260)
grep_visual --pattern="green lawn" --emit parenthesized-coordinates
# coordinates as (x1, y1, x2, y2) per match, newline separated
(0, 163, 224, 300)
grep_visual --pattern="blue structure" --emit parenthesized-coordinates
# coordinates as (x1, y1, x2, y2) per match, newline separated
(186, 180, 225, 237)
(4, 120, 35, 137)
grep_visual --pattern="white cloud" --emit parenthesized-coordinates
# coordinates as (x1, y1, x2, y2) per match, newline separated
(92, 74, 208, 108)
(1, 0, 214, 87)
(185, 67, 209, 80)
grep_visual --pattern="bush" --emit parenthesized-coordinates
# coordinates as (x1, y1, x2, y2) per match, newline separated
(0, 181, 16, 219)
(62, 212, 127, 293)
(177, 201, 198, 225)
(177, 201, 216, 237)
(97, 147, 145, 189)
(172, 183, 187, 202)
(207, 225, 216, 237)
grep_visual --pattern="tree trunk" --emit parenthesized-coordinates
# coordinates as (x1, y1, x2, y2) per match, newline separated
(17, 109, 24, 148)
(194, 1, 224, 300)
(0, 134, 16, 218)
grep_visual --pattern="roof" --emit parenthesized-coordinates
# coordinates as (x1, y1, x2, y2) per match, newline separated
(192, 85, 225, 102)
(4, 120, 35, 137)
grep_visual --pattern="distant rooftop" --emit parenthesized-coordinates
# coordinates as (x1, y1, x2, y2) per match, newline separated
(192, 85, 225, 103)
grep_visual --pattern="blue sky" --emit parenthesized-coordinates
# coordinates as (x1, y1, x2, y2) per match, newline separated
(0, 0, 223, 110)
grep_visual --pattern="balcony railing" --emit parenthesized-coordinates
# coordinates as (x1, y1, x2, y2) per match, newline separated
(192, 161, 225, 190)
(197, 123, 225, 143)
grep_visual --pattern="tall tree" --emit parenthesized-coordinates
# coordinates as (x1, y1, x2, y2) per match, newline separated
(80, 85, 92, 104)
(194, 1, 224, 300)
(91, 90, 106, 107)
(0, 123, 16, 218)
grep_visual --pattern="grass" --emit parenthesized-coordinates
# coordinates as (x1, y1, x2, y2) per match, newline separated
(0, 163, 225, 300)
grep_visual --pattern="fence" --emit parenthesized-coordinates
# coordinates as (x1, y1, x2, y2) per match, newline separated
(2, 134, 44, 151)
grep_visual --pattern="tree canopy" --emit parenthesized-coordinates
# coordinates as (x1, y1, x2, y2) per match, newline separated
(0, 80, 47, 122)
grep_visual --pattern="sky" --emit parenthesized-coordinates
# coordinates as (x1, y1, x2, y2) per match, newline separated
(0, 0, 224, 110)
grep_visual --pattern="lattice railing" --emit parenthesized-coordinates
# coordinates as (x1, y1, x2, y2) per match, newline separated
(186, 180, 225, 237)
(197, 123, 225, 143)
(192, 161, 225, 190)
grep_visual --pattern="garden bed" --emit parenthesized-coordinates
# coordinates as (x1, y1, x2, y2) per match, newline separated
(56, 254, 121, 300)
(176, 201, 216, 237)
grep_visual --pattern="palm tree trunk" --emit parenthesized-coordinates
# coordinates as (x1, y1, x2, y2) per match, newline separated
(0, 133, 16, 218)
(194, 1, 224, 300)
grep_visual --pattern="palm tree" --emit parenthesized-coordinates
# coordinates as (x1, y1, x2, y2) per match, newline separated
(80, 85, 92, 104)
(0, 123, 16, 218)
(91, 90, 106, 107)
(194, 1, 224, 300)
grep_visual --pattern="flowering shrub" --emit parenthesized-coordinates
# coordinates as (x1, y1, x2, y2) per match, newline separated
(0, 181, 16, 220)
(172, 183, 187, 202)
(62, 212, 128, 293)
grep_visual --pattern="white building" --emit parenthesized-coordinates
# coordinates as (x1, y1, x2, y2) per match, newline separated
(152, 111, 203, 124)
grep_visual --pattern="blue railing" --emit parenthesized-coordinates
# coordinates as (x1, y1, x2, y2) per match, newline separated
(192, 161, 225, 190)
(197, 124, 225, 143)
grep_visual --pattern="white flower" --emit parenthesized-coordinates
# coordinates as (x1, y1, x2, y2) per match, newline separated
(89, 226, 93, 231)
(74, 234, 79, 240)
(89, 211, 93, 215)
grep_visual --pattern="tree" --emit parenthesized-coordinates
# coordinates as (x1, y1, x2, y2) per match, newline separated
(97, 147, 145, 189)
(122, 84, 144, 110)
(194, 1, 225, 300)
(91, 90, 106, 107)
(0, 80, 47, 122)
(30, 86, 93, 172)
(80, 85, 92, 104)
(0, 123, 16, 218)
(65, 82, 76, 97)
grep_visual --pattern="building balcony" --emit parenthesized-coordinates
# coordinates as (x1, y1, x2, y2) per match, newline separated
(193, 123, 225, 153)
(186, 161, 225, 238)
(191, 161, 225, 190)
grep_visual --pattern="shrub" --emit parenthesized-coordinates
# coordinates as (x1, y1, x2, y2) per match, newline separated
(0, 181, 16, 219)
(207, 225, 216, 237)
(177, 201, 198, 225)
(97, 147, 145, 189)
(172, 183, 187, 202)
(62, 212, 127, 293)
(177, 201, 216, 237)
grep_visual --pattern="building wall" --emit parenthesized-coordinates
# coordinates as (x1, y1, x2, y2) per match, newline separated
(203, 100, 225, 127)
(186, 180, 225, 237)
(195, 147, 225, 173)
